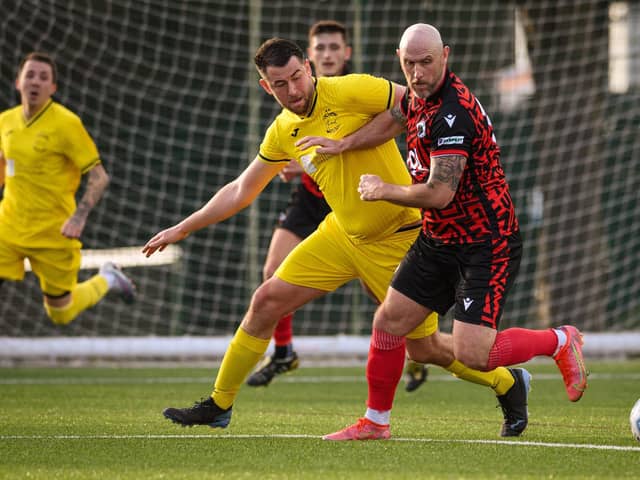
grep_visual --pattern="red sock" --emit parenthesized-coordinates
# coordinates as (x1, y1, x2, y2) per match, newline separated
(487, 327, 558, 370)
(273, 313, 293, 346)
(366, 329, 405, 411)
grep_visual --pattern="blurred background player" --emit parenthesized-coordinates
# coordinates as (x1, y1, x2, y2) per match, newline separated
(246, 21, 428, 392)
(0, 52, 135, 326)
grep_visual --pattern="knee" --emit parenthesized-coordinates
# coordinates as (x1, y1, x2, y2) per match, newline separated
(250, 280, 284, 316)
(250, 283, 270, 311)
(372, 303, 393, 331)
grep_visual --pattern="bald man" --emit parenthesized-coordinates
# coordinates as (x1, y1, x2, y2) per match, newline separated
(301, 23, 587, 441)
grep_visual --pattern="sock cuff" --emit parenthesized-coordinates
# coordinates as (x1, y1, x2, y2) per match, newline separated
(235, 327, 271, 354)
(445, 359, 464, 375)
(371, 328, 405, 350)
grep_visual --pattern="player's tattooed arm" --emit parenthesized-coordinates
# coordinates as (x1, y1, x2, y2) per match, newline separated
(389, 103, 408, 129)
(428, 154, 466, 193)
(359, 153, 465, 209)
(62, 163, 110, 238)
(76, 164, 109, 218)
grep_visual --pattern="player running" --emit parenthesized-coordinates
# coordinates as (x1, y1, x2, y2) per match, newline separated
(144, 37, 530, 438)
(247, 21, 428, 392)
(0, 52, 135, 325)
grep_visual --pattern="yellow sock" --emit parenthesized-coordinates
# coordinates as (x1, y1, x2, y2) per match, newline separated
(212, 328, 270, 409)
(446, 359, 515, 396)
(44, 274, 109, 325)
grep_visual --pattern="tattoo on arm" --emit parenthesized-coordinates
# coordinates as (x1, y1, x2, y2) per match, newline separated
(430, 154, 465, 192)
(390, 104, 407, 129)
(74, 165, 109, 222)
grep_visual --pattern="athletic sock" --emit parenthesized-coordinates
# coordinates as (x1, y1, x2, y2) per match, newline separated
(365, 408, 390, 426)
(44, 274, 109, 325)
(273, 312, 293, 350)
(446, 359, 515, 396)
(487, 327, 558, 370)
(366, 329, 405, 411)
(552, 328, 568, 356)
(274, 344, 293, 359)
(213, 328, 270, 409)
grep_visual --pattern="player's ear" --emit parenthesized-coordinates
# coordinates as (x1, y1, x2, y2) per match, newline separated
(258, 78, 273, 95)
(344, 46, 352, 61)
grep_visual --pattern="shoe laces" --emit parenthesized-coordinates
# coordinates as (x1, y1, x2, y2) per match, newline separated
(192, 397, 213, 409)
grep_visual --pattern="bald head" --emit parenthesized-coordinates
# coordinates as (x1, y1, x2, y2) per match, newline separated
(396, 23, 449, 99)
(398, 24, 443, 53)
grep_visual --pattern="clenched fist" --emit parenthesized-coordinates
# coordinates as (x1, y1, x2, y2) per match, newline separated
(358, 174, 386, 201)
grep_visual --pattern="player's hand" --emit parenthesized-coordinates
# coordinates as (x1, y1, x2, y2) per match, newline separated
(61, 214, 87, 239)
(278, 159, 304, 182)
(358, 174, 386, 201)
(295, 135, 343, 154)
(142, 225, 189, 257)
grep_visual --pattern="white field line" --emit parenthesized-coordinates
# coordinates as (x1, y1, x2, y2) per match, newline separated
(1, 433, 639, 452)
(1, 372, 640, 385)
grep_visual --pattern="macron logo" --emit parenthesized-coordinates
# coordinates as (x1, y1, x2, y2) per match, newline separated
(463, 297, 473, 311)
(444, 114, 456, 128)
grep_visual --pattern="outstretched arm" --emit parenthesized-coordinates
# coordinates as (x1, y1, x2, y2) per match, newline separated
(61, 163, 110, 239)
(358, 154, 465, 209)
(295, 83, 408, 155)
(143, 156, 282, 257)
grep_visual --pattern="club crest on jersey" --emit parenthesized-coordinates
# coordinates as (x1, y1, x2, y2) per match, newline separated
(33, 132, 50, 153)
(323, 108, 339, 133)
(416, 120, 426, 138)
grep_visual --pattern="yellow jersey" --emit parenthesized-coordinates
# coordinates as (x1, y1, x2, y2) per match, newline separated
(0, 100, 101, 248)
(259, 74, 420, 243)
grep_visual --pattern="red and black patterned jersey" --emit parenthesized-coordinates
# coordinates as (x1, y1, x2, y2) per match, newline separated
(301, 172, 324, 198)
(400, 69, 519, 244)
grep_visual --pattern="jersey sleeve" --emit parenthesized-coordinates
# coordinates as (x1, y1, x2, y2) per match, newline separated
(258, 119, 291, 165)
(338, 74, 395, 115)
(63, 113, 101, 173)
(399, 89, 410, 117)
(430, 103, 473, 158)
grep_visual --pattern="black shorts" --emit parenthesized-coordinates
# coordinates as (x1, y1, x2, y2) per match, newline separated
(277, 183, 331, 239)
(391, 230, 522, 329)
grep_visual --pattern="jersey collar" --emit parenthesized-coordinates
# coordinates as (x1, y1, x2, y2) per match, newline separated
(24, 99, 53, 127)
(298, 77, 319, 119)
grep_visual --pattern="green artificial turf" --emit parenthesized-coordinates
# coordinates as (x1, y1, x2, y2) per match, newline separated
(1, 361, 639, 479)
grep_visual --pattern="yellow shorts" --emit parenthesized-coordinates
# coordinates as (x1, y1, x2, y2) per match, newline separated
(0, 237, 80, 296)
(275, 213, 438, 338)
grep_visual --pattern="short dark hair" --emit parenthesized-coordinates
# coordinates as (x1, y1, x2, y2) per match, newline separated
(308, 20, 349, 45)
(254, 38, 305, 74)
(18, 51, 58, 83)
